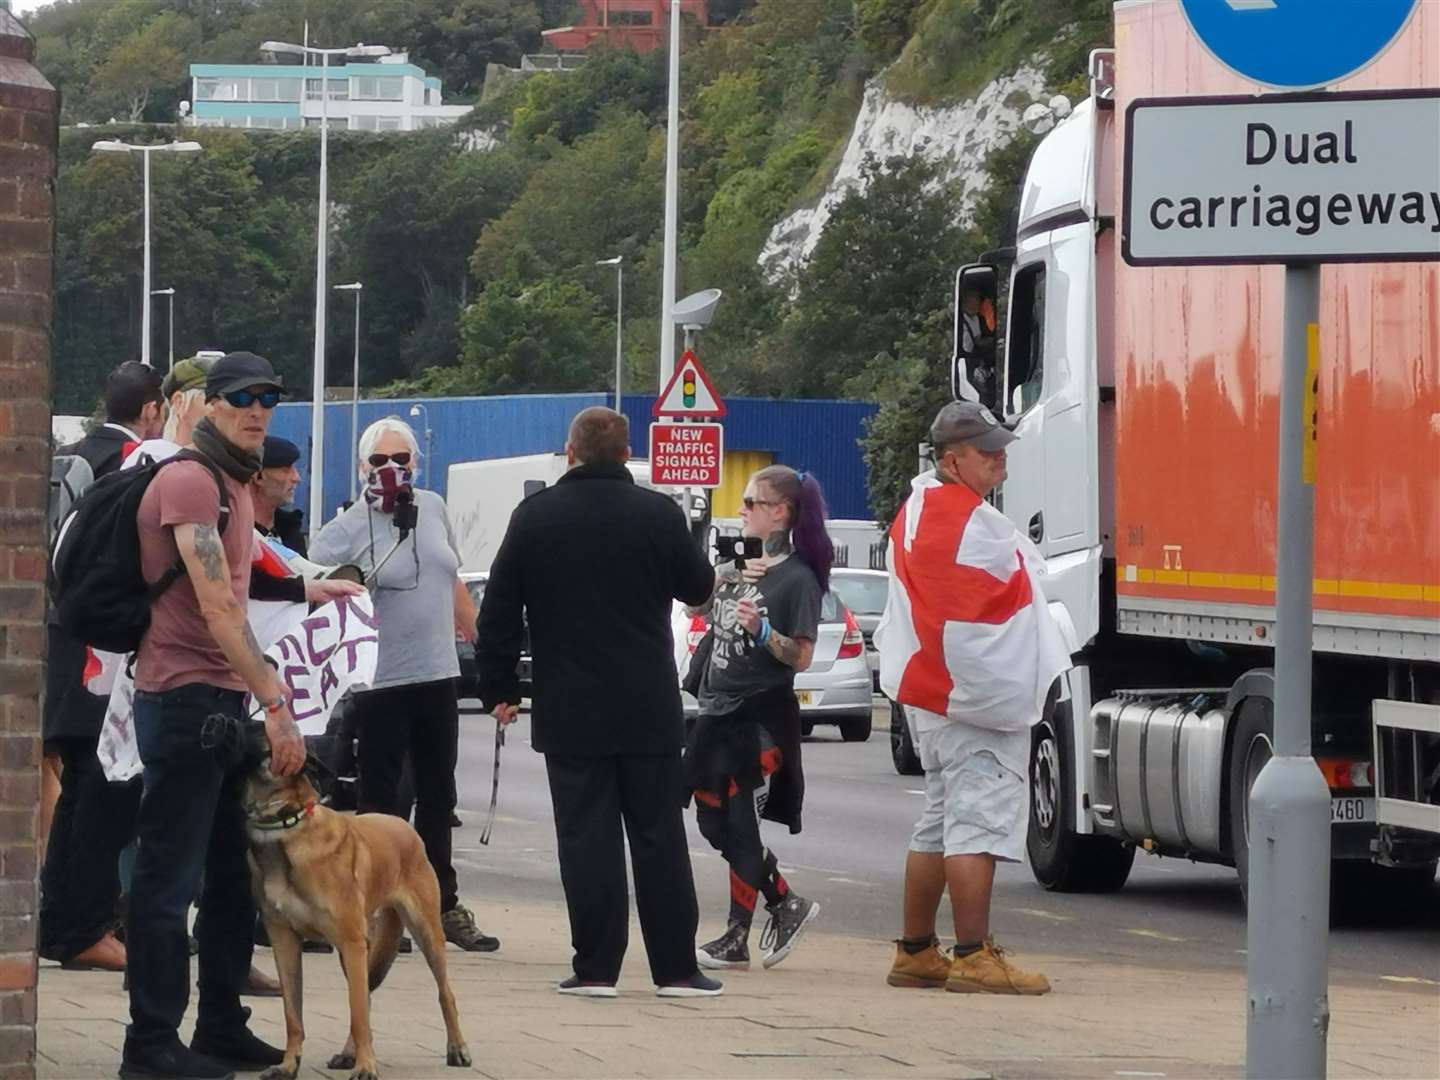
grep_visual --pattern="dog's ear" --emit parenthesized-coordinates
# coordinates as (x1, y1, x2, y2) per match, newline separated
(302, 752, 334, 789)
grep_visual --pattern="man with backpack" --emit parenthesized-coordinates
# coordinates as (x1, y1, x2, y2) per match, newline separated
(40, 360, 165, 973)
(116, 352, 308, 1079)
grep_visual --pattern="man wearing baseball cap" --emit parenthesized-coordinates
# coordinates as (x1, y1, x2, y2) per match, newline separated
(876, 400, 1069, 997)
(123, 350, 303, 1078)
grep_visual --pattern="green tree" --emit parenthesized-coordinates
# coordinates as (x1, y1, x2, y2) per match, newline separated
(441, 277, 609, 395)
(857, 0, 924, 61)
(781, 149, 971, 398)
(88, 18, 184, 122)
(471, 113, 663, 287)
(336, 134, 531, 383)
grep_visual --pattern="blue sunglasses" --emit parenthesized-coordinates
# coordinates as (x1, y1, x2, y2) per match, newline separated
(222, 389, 282, 409)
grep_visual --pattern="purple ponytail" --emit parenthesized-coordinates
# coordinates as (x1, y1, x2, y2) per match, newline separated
(755, 465, 833, 593)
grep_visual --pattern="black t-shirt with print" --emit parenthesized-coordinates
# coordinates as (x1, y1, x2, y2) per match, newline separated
(698, 555, 822, 717)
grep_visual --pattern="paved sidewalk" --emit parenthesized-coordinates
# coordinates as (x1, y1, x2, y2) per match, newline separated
(37, 900, 1439, 1079)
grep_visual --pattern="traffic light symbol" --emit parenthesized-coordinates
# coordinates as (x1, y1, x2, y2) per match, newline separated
(682, 368, 697, 408)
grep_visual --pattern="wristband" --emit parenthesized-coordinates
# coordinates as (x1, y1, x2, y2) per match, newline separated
(262, 694, 288, 716)
(757, 618, 772, 646)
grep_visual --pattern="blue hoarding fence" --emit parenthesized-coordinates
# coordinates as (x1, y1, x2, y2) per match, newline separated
(270, 393, 879, 534)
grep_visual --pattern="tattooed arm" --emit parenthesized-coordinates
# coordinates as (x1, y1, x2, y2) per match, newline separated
(174, 522, 305, 775)
(764, 628, 815, 672)
(734, 596, 815, 672)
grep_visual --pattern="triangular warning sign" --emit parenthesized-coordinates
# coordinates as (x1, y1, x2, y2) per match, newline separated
(652, 350, 726, 417)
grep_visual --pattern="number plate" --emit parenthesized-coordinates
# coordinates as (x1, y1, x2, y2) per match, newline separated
(1330, 797, 1374, 824)
(795, 691, 814, 706)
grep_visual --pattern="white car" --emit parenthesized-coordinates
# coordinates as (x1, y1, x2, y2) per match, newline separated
(674, 592, 874, 742)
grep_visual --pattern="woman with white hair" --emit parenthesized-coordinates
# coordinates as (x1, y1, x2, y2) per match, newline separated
(310, 415, 499, 952)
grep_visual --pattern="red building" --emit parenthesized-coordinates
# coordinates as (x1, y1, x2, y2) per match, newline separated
(542, 0, 710, 54)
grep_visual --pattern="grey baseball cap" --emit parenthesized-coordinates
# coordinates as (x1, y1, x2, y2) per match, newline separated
(929, 400, 1017, 453)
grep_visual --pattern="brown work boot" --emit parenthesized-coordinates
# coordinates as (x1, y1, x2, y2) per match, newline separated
(946, 938, 1051, 995)
(886, 937, 950, 988)
(62, 932, 126, 972)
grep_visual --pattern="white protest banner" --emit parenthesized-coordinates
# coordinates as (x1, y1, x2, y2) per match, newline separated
(260, 593, 379, 736)
(98, 593, 379, 780)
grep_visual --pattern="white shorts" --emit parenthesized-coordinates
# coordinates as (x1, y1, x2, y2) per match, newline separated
(909, 717, 1029, 862)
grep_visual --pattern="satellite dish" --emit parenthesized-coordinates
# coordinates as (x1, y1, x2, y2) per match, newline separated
(671, 288, 723, 329)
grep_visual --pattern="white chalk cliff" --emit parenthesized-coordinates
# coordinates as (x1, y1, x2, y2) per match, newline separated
(760, 65, 1054, 281)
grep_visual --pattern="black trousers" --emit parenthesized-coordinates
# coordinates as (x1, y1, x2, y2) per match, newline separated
(544, 752, 700, 985)
(127, 685, 255, 1051)
(352, 678, 459, 911)
(39, 736, 141, 960)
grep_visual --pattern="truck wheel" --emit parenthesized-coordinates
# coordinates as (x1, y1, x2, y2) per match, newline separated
(840, 715, 872, 743)
(1027, 712, 1135, 892)
(890, 700, 923, 775)
(1227, 697, 1274, 902)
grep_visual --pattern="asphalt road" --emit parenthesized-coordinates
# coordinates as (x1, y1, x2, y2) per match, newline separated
(449, 702, 1440, 989)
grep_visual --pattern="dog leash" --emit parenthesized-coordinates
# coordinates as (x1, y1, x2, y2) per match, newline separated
(479, 719, 505, 846)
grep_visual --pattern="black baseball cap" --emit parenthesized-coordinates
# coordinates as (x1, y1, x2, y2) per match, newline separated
(261, 436, 301, 471)
(206, 351, 285, 399)
(929, 400, 1017, 453)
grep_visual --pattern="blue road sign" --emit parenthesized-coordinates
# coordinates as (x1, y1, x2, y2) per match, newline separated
(1179, 0, 1420, 88)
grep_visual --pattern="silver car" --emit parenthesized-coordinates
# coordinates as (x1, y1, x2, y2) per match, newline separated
(675, 592, 874, 742)
(827, 567, 889, 691)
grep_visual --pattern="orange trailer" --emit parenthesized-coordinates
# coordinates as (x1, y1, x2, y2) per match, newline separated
(938, 0, 1439, 900)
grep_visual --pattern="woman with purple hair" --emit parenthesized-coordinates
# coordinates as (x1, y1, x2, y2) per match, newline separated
(685, 465, 832, 972)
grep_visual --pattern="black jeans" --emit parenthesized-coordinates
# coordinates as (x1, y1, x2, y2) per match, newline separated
(352, 678, 459, 911)
(127, 684, 255, 1051)
(39, 736, 141, 960)
(544, 752, 700, 985)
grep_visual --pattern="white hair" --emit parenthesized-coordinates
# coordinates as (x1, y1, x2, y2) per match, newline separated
(163, 388, 205, 443)
(358, 415, 421, 475)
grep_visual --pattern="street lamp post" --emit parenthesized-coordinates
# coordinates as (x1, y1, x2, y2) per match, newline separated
(334, 282, 364, 502)
(596, 257, 623, 410)
(150, 287, 176, 370)
(408, 404, 433, 488)
(91, 140, 202, 367)
(262, 39, 391, 528)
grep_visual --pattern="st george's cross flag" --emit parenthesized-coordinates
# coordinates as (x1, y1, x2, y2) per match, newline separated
(875, 471, 1070, 732)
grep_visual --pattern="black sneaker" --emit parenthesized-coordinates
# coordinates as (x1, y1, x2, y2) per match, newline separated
(696, 922, 751, 970)
(398, 935, 413, 954)
(190, 1020, 285, 1071)
(442, 903, 500, 952)
(759, 894, 820, 970)
(656, 972, 724, 998)
(120, 1038, 234, 1079)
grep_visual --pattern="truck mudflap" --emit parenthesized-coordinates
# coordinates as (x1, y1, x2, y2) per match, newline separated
(1372, 699, 1440, 837)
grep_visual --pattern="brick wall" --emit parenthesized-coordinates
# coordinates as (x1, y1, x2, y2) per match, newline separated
(0, 12, 56, 1080)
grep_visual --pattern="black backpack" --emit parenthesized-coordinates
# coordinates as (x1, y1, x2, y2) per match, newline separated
(50, 449, 230, 654)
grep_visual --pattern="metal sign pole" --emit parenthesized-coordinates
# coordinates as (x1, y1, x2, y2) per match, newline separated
(1246, 263, 1330, 1079)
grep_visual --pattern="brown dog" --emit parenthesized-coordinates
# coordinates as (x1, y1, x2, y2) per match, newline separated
(244, 765, 471, 1080)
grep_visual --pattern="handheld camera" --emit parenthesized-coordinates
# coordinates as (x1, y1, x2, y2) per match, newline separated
(715, 534, 763, 569)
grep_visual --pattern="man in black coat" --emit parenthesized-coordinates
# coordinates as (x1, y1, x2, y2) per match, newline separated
(41, 360, 164, 970)
(251, 436, 308, 557)
(476, 406, 722, 998)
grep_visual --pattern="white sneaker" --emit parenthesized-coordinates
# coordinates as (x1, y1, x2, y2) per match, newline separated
(656, 972, 724, 997)
(557, 975, 617, 998)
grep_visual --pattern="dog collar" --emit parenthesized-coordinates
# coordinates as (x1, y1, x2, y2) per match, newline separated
(249, 801, 316, 831)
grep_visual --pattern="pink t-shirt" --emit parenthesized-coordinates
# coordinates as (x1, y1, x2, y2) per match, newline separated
(134, 460, 255, 693)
